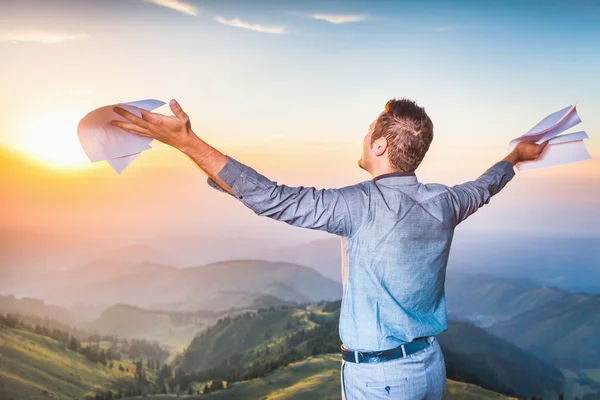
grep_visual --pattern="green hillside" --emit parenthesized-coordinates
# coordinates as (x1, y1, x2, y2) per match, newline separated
(144, 354, 518, 400)
(175, 303, 562, 399)
(178, 306, 317, 372)
(0, 325, 156, 400)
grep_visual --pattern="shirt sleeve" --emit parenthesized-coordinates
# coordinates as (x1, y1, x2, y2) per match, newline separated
(446, 160, 516, 226)
(206, 155, 363, 237)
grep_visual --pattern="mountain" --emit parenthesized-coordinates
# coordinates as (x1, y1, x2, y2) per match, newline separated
(259, 238, 342, 282)
(445, 271, 570, 327)
(445, 270, 600, 369)
(83, 303, 217, 347)
(488, 293, 600, 368)
(447, 232, 600, 294)
(162, 291, 298, 313)
(0, 226, 294, 299)
(438, 321, 564, 399)
(0, 294, 105, 325)
(24, 259, 341, 311)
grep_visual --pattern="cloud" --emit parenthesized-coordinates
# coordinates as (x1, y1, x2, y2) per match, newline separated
(143, 0, 199, 16)
(214, 16, 287, 34)
(0, 31, 89, 44)
(311, 14, 366, 24)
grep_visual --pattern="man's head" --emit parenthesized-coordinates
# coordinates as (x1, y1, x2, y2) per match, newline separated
(358, 98, 434, 176)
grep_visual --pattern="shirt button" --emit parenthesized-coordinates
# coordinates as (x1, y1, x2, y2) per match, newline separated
(238, 195, 243, 199)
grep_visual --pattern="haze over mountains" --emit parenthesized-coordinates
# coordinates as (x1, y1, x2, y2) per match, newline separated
(3, 227, 599, 296)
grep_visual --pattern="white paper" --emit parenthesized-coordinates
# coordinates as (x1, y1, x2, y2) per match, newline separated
(507, 103, 591, 171)
(543, 130, 588, 145)
(516, 140, 591, 171)
(78, 99, 165, 173)
(507, 103, 581, 152)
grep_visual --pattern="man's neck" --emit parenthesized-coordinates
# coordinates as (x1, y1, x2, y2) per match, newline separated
(372, 167, 405, 179)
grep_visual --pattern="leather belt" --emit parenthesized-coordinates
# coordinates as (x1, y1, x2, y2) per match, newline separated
(341, 336, 435, 364)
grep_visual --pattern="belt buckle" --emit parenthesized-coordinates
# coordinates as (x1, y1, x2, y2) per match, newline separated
(354, 350, 365, 364)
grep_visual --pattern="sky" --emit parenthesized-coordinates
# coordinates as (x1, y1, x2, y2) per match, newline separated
(1, 0, 599, 246)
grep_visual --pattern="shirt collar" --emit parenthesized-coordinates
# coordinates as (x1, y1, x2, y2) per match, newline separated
(372, 171, 418, 185)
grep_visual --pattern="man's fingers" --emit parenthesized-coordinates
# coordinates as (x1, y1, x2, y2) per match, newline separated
(169, 99, 188, 122)
(110, 120, 153, 137)
(113, 106, 151, 130)
(140, 109, 162, 126)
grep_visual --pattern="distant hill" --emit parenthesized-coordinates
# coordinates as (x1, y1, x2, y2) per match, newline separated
(0, 293, 105, 325)
(445, 271, 600, 369)
(259, 238, 342, 282)
(445, 271, 570, 327)
(447, 232, 600, 294)
(32, 259, 341, 311)
(488, 293, 600, 368)
(167, 292, 298, 313)
(83, 304, 217, 347)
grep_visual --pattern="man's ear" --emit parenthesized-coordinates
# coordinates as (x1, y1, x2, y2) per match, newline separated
(374, 136, 388, 157)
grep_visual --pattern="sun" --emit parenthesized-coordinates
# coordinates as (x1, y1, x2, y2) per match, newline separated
(16, 108, 90, 168)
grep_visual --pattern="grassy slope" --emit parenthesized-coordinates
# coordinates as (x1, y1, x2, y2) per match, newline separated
(179, 307, 314, 371)
(0, 327, 152, 400)
(144, 354, 518, 400)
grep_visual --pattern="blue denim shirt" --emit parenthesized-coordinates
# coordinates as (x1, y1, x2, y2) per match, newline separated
(207, 156, 516, 351)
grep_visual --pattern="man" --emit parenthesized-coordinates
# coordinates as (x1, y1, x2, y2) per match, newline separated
(112, 98, 549, 399)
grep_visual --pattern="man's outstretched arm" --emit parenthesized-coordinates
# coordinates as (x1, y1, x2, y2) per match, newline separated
(203, 154, 358, 236)
(110, 99, 359, 237)
(447, 140, 550, 226)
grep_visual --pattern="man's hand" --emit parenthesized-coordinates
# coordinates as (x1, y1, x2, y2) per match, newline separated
(515, 140, 550, 162)
(110, 99, 198, 151)
(503, 140, 550, 166)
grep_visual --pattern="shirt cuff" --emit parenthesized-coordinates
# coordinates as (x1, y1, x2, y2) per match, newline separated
(493, 160, 516, 180)
(206, 155, 246, 199)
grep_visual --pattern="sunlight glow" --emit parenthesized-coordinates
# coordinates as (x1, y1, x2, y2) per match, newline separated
(16, 108, 90, 168)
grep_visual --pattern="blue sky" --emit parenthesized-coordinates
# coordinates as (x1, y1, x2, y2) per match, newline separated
(1, 0, 599, 240)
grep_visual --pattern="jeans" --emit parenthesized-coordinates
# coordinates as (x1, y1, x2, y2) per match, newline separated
(341, 336, 446, 399)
